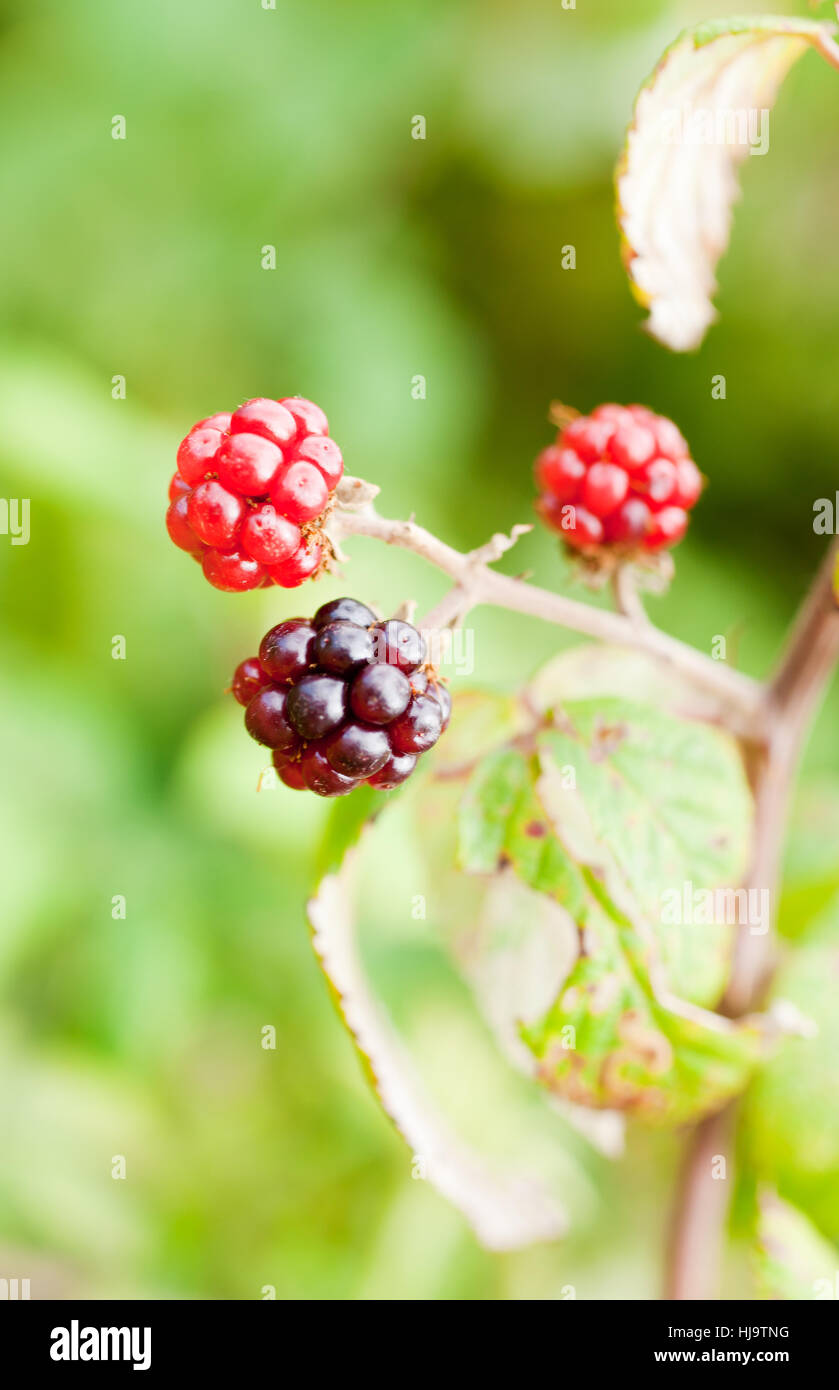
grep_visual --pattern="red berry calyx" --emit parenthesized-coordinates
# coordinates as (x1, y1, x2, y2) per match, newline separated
(166, 396, 342, 592)
(232, 598, 451, 797)
(534, 403, 704, 567)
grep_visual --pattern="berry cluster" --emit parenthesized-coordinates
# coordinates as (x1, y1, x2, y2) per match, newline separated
(166, 396, 343, 591)
(534, 403, 703, 554)
(232, 597, 451, 797)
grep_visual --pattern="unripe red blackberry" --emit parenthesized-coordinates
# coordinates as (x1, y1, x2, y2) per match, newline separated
(166, 495, 203, 555)
(534, 403, 703, 560)
(234, 598, 451, 797)
(166, 395, 343, 591)
(269, 535, 322, 588)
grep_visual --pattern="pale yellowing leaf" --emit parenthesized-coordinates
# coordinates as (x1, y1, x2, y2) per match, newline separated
(617, 16, 838, 350)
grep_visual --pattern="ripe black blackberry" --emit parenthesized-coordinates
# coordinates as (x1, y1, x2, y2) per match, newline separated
(232, 598, 450, 796)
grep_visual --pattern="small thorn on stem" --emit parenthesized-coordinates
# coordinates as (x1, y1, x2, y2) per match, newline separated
(333, 475, 381, 508)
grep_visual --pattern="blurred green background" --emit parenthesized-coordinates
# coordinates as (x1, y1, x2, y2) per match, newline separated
(1, 0, 838, 1299)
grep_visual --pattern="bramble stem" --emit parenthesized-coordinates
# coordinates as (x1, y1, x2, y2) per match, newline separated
(611, 564, 651, 628)
(330, 502, 763, 735)
(665, 1106, 735, 1301)
(815, 27, 839, 74)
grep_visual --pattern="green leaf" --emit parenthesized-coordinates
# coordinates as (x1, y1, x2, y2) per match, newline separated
(753, 1190, 838, 1300)
(457, 727, 763, 1125)
(616, 15, 837, 350)
(458, 747, 583, 911)
(520, 875, 763, 1126)
(416, 754, 627, 1158)
(538, 698, 752, 1007)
